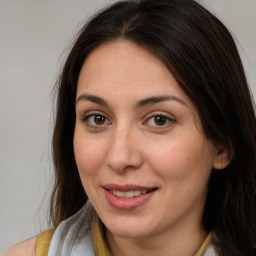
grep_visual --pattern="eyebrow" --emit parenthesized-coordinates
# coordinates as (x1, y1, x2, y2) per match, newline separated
(135, 95, 187, 108)
(76, 94, 108, 106)
(76, 93, 187, 107)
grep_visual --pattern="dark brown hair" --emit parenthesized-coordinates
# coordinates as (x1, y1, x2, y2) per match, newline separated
(50, 0, 256, 254)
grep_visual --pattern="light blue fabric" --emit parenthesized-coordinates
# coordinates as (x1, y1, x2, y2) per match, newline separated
(48, 202, 95, 256)
(204, 244, 218, 256)
(47, 201, 218, 255)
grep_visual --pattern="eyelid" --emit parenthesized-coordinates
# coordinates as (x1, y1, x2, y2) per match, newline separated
(145, 111, 175, 120)
(81, 111, 111, 127)
(143, 111, 176, 128)
(81, 110, 107, 119)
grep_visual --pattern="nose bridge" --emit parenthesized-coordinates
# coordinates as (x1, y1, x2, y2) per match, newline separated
(106, 122, 142, 172)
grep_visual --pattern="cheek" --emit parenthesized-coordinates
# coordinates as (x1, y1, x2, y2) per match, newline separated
(146, 135, 215, 181)
(73, 134, 107, 200)
(146, 137, 214, 213)
(73, 131, 106, 178)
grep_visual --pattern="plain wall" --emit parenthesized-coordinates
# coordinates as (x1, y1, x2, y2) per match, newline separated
(0, 0, 255, 251)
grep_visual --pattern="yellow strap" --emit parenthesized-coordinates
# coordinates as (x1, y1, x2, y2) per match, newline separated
(35, 224, 211, 256)
(92, 212, 112, 256)
(36, 229, 54, 256)
(194, 232, 213, 256)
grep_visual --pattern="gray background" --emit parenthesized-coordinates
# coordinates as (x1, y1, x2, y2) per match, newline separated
(0, 0, 255, 251)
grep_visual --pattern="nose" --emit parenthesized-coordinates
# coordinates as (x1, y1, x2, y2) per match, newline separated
(106, 126, 143, 172)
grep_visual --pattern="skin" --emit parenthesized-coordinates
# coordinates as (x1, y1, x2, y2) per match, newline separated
(3, 237, 36, 256)
(74, 40, 229, 256)
(5, 40, 229, 256)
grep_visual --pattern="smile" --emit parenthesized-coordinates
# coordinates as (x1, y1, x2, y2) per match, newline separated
(103, 184, 157, 210)
(109, 189, 149, 198)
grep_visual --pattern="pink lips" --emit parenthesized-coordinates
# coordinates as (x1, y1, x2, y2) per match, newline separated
(103, 184, 157, 210)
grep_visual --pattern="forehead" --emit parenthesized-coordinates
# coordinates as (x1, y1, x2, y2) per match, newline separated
(77, 40, 187, 99)
(76, 40, 202, 129)
(80, 40, 170, 82)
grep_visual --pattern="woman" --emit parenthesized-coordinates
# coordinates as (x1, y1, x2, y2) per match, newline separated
(5, 0, 256, 255)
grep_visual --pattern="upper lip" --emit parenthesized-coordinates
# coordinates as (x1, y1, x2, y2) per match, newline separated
(103, 184, 158, 191)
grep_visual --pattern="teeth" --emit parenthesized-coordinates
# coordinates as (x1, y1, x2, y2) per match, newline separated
(110, 189, 150, 198)
(124, 191, 134, 198)
(134, 190, 140, 196)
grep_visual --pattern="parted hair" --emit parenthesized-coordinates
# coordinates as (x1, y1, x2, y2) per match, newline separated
(50, 0, 256, 255)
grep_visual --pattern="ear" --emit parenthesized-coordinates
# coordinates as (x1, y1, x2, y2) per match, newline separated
(213, 146, 233, 170)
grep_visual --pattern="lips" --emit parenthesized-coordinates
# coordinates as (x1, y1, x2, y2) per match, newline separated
(110, 189, 148, 198)
(103, 184, 158, 210)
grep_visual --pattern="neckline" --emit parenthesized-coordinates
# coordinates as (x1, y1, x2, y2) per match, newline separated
(194, 232, 213, 256)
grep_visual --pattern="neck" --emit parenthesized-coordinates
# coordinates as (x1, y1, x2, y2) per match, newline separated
(106, 224, 208, 256)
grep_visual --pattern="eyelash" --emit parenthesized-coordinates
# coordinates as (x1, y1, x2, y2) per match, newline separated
(144, 113, 175, 128)
(82, 112, 111, 127)
(81, 112, 175, 129)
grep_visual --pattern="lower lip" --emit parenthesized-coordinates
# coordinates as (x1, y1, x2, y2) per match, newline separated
(104, 189, 156, 210)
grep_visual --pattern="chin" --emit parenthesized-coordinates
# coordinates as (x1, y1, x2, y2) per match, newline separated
(108, 227, 151, 239)
(104, 217, 156, 239)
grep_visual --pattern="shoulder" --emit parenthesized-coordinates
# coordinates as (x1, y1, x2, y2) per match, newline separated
(3, 237, 37, 256)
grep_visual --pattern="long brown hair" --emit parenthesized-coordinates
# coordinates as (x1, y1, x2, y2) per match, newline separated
(50, 0, 256, 254)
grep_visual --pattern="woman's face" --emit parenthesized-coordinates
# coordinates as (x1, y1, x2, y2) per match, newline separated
(74, 40, 223, 241)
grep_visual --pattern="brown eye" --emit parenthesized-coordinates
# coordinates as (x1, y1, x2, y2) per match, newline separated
(154, 116, 168, 126)
(94, 115, 106, 125)
(83, 114, 110, 126)
(145, 114, 174, 128)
